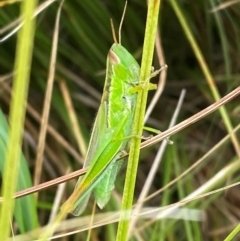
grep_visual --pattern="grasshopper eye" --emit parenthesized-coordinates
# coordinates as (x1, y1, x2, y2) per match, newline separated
(109, 49, 120, 65)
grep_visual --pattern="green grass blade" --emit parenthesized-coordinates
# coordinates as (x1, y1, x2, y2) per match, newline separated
(0, 0, 38, 239)
(0, 110, 38, 232)
(116, 0, 163, 240)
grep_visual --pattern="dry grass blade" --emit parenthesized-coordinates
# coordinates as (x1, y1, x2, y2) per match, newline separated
(144, 29, 167, 122)
(0, 0, 58, 41)
(141, 86, 240, 149)
(210, 0, 240, 12)
(34, 0, 63, 189)
(0, 167, 87, 203)
(0, 85, 238, 206)
(1, 80, 83, 162)
(129, 89, 186, 234)
(142, 123, 240, 204)
(59, 80, 87, 156)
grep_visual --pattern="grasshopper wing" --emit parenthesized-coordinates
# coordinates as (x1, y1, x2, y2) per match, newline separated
(71, 102, 111, 215)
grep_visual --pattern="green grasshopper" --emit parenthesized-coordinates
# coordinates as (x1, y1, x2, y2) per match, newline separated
(63, 47, 142, 216)
(71, 44, 140, 215)
(61, 6, 159, 216)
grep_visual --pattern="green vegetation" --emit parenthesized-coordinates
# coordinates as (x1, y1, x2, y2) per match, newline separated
(0, 0, 239, 240)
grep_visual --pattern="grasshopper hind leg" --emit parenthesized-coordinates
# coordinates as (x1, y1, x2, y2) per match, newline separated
(94, 154, 124, 209)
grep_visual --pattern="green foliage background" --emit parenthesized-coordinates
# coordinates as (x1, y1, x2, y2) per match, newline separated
(0, 0, 240, 240)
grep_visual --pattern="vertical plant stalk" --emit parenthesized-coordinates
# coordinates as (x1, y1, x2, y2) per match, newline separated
(0, 0, 38, 239)
(34, 0, 63, 190)
(224, 223, 240, 241)
(116, 0, 162, 240)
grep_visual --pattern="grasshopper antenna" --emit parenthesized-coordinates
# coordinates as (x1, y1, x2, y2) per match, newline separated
(110, 19, 118, 44)
(118, 1, 128, 44)
(110, 1, 127, 45)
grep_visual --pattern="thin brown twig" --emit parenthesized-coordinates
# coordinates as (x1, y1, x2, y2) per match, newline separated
(0, 86, 239, 202)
